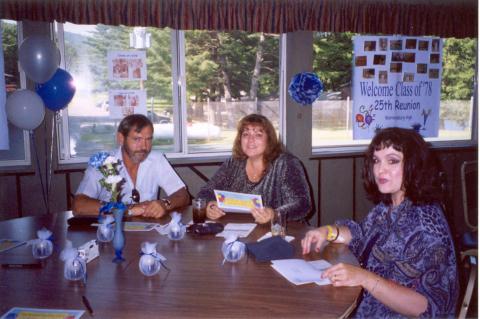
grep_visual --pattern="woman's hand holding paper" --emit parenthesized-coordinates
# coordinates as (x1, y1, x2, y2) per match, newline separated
(206, 201, 225, 220)
(250, 207, 274, 224)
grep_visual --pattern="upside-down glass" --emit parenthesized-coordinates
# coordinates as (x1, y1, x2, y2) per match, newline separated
(271, 211, 286, 238)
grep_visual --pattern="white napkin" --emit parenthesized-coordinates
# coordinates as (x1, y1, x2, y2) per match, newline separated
(257, 232, 294, 243)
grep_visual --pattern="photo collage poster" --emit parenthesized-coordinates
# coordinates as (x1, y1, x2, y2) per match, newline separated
(108, 89, 147, 119)
(352, 36, 442, 139)
(107, 50, 147, 118)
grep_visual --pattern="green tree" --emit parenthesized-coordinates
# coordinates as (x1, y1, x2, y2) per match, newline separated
(145, 28, 172, 103)
(83, 25, 133, 92)
(313, 32, 354, 92)
(442, 38, 476, 100)
(2, 21, 19, 88)
(185, 30, 279, 102)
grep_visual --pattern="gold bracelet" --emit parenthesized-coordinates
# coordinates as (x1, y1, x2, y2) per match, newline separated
(326, 225, 336, 241)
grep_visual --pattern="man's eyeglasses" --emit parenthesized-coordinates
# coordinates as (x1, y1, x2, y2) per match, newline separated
(131, 188, 140, 203)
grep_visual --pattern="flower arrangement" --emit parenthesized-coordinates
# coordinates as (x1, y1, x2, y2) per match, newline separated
(88, 152, 126, 203)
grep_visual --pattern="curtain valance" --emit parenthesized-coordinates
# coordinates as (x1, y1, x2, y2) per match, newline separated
(0, 0, 476, 38)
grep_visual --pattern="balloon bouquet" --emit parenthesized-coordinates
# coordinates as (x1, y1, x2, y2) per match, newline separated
(5, 35, 76, 212)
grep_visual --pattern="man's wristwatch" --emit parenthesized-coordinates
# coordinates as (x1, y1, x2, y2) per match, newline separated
(161, 198, 172, 210)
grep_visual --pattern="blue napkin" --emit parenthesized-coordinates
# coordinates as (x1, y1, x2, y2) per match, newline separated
(246, 236, 294, 262)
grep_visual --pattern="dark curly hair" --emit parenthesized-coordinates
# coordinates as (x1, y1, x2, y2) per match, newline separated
(363, 127, 442, 205)
(117, 114, 153, 137)
(232, 113, 283, 165)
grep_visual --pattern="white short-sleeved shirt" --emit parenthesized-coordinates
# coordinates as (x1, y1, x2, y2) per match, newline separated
(76, 148, 185, 204)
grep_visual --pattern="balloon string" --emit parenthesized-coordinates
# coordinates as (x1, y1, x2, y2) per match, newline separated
(31, 131, 49, 214)
(46, 114, 56, 211)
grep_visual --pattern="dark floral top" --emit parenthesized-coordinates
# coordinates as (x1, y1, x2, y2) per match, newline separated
(196, 152, 312, 221)
(338, 199, 458, 318)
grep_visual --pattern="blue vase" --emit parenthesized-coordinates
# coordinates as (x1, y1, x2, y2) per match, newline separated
(112, 206, 126, 263)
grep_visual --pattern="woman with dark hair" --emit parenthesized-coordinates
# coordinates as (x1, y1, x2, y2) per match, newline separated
(197, 113, 312, 223)
(301, 127, 458, 318)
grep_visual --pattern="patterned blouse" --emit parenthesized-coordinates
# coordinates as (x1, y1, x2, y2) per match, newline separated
(196, 152, 312, 221)
(338, 199, 458, 318)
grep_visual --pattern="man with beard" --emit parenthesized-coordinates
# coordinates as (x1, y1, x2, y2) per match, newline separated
(73, 114, 189, 218)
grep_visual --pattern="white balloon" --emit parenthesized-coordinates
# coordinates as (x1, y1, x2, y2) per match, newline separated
(6, 89, 45, 130)
(19, 35, 60, 83)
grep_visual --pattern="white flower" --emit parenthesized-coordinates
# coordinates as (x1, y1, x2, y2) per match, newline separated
(106, 175, 123, 184)
(104, 156, 118, 165)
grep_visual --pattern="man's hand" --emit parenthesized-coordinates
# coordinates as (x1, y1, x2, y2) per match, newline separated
(128, 201, 166, 219)
(142, 200, 167, 218)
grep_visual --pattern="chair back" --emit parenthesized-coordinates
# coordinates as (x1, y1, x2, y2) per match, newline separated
(461, 161, 477, 232)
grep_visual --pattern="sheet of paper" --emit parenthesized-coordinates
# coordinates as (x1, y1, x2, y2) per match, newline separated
(216, 223, 256, 238)
(257, 232, 295, 243)
(214, 190, 263, 213)
(124, 222, 159, 232)
(270, 259, 332, 286)
(154, 223, 170, 235)
(0, 239, 26, 253)
(0, 307, 84, 319)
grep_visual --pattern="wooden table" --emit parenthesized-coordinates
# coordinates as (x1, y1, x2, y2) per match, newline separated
(0, 211, 360, 318)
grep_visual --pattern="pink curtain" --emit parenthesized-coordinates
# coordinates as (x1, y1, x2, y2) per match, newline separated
(0, 0, 476, 38)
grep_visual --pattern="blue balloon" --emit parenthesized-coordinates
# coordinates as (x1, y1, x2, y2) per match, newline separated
(36, 68, 76, 111)
(288, 72, 324, 105)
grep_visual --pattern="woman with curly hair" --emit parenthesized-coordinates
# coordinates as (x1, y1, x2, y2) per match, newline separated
(301, 127, 458, 318)
(197, 113, 312, 224)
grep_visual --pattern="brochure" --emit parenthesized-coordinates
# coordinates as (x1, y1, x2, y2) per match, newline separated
(1, 307, 84, 319)
(214, 190, 263, 213)
(270, 259, 332, 286)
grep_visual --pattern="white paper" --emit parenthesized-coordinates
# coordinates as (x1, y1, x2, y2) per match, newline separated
(216, 223, 256, 238)
(257, 232, 295, 243)
(154, 223, 170, 235)
(124, 222, 159, 232)
(214, 190, 263, 213)
(270, 259, 332, 286)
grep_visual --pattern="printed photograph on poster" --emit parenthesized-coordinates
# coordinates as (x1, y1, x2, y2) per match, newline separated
(352, 35, 442, 139)
(108, 51, 147, 81)
(109, 90, 147, 119)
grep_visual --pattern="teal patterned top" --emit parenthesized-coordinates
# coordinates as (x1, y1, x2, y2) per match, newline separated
(339, 199, 458, 318)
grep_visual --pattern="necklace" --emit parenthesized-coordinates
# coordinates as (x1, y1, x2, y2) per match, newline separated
(250, 169, 265, 182)
(246, 161, 266, 183)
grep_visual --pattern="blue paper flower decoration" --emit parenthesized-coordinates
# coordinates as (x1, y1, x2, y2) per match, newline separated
(288, 72, 324, 105)
(88, 152, 110, 169)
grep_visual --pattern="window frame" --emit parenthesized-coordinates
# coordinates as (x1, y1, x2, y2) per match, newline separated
(0, 20, 32, 167)
(56, 24, 286, 164)
(53, 22, 476, 164)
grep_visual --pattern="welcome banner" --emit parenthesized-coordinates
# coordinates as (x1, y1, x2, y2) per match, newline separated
(352, 36, 442, 139)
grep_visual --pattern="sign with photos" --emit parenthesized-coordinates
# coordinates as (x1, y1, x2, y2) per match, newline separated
(352, 36, 442, 139)
(108, 90, 147, 119)
(107, 50, 147, 81)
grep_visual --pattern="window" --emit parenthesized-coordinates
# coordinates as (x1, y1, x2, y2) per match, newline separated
(0, 20, 30, 166)
(311, 32, 476, 150)
(56, 23, 281, 163)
